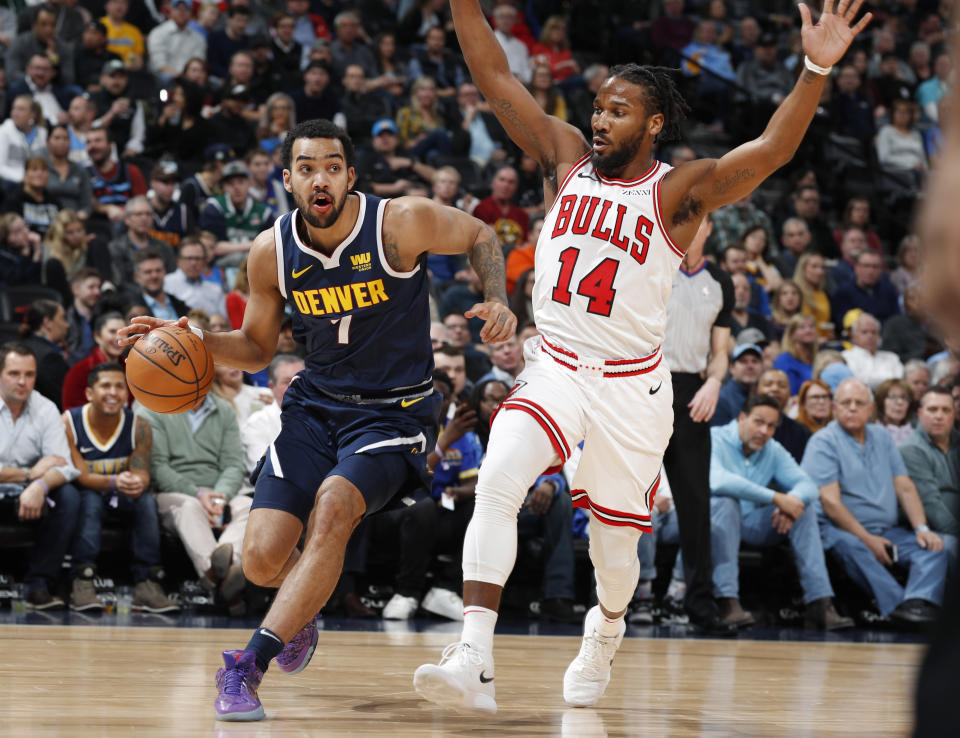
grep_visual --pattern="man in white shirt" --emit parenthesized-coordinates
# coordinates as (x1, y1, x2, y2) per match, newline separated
(842, 312, 904, 389)
(241, 354, 305, 474)
(147, 0, 207, 83)
(491, 4, 531, 83)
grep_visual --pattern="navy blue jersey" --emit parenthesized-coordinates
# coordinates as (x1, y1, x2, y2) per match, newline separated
(67, 405, 136, 475)
(274, 193, 434, 398)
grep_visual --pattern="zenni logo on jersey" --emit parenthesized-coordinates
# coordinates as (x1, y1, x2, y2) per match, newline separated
(291, 279, 389, 317)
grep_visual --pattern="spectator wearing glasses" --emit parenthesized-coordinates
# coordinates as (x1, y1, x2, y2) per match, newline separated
(875, 378, 915, 446)
(796, 379, 833, 434)
(163, 237, 227, 318)
(802, 378, 948, 625)
(842, 313, 905, 390)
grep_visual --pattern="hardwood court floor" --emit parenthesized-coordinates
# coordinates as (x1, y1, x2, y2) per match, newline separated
(0, 624, 921, 737)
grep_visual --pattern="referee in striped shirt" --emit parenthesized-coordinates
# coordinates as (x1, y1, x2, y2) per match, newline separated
(662, 218, 738, 637)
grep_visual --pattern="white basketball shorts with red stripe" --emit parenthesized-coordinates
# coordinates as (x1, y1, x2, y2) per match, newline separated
(490, 334, 674, 533)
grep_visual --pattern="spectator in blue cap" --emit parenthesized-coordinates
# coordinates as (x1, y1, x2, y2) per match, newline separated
(712, 343, 764, 427)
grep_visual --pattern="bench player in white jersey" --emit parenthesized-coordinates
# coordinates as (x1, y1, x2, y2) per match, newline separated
(415, 0, 872, 713)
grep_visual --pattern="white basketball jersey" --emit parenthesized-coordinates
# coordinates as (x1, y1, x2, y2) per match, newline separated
(532, 153, 685, 360)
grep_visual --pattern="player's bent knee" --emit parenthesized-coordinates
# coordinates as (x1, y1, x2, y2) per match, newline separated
(590, 523, 643, 612)
(308, 479, 366, 540)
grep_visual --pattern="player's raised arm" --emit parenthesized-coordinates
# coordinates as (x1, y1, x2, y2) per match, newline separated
(384, 196, 516, 342)
(118, 229, 287, 372)
(449, 0, 587, 184)
(660, 1, 871, 242)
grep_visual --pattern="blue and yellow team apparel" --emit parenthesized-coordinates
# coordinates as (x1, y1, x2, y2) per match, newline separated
(431, 421, 482, 500)
(251, 193, 442, 524)
(66, 404, 136, 475)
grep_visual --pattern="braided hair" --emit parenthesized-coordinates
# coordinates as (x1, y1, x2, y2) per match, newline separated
(607, 64, 689, 143)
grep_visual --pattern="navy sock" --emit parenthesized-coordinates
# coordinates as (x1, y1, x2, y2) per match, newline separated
(246, 627, 285, 672)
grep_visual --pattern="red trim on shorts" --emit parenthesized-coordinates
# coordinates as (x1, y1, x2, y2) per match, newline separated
(602, 354, 662, 378)
(594, 160, 661, 187)
(570, 489, 653, 533)
(499, 398, 571, 459)
(490, 399, 568, 476)
(653, 178, 686, 258)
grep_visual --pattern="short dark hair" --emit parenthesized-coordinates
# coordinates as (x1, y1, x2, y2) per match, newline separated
(87, 123, 111, 142)
(133, 248, 164, 268)
(0, 341, 36, 372)
(87, 361, 124, 387)
(281, 119, 354, 171)
(70, 266, 102, 285)
(607, 63, 689, 143)
(433, 369, 453, 393)
(742, 393, 781, 416)
(920, 385, 954, 406)
(227, 4, 251, 17)
(434, 344, 465, 359)
(178, 236, 204, 256)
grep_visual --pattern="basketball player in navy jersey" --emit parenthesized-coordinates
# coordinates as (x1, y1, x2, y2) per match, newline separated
(414, 0, 872, 713)
(119, 118, 515, 721)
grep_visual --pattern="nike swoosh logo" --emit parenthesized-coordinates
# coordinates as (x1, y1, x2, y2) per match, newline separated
(78, 447, 94, 453)
(649, 382, 662, 395)
(400, 397, 424, 408)
(291, 265, 314, 279)
(577, 172, 597, 181)
(479, 671, 494, 684)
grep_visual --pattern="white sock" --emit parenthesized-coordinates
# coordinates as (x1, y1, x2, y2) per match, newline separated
(597, 611, 624, 638)
(461, 605, 498, 656)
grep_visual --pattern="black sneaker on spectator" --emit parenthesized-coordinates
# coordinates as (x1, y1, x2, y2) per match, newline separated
(27, 589, 66, 610)
(70, 565, 104, 612)
(627, 598, 656, 625)
(659, 596, 689, 625)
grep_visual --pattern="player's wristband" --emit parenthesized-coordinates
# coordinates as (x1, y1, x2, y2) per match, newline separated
(187, 323, 204, 340)
(914, 524, 931, 534)
(804, 56, 832, 76)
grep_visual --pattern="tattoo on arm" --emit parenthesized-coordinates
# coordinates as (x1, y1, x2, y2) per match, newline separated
(381, 228, 407, 272)
(469, 226, 508, 304)
(799, 70, 819, 85)
(711, 167, 756, 196)
(129, 418, 152, 475)
(490, 97, 544, 154)
(671, 194, 704, 227)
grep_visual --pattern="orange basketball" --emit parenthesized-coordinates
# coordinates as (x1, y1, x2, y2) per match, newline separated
(125, 326, 215, 413)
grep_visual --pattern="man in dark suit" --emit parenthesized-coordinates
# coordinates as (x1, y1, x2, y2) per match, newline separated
(6, 54, 74, 124)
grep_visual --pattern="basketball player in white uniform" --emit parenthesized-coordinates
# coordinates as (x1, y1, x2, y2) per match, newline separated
(415, 0, 872, 713)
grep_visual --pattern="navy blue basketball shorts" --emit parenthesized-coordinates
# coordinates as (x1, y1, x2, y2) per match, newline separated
(249, 378, 441, 526)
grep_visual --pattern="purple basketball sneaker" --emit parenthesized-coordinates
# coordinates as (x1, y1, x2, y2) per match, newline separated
(214, 650, 265, 721)
(276, 613, 319, 675)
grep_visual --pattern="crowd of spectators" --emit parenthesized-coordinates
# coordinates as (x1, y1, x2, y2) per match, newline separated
(1, 0, 958, 630)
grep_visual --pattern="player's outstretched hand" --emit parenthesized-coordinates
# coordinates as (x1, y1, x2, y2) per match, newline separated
(799, 0, 872, 69)
(465, 301, 517, 344)
(117, 315, 189, 347)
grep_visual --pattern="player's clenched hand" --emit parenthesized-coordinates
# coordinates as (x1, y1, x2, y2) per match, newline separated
(465, 301, 517, 343)
(117, 315, 189, 347)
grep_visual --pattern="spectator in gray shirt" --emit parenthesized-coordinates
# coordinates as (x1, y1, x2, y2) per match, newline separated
(5, 6, 76, 87)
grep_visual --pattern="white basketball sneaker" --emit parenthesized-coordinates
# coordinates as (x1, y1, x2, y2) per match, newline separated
(382, 593, 419, 620)
(563, 606, 625, 707)
(413, 642, 497, 713)
(421, 587, 464, 621)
